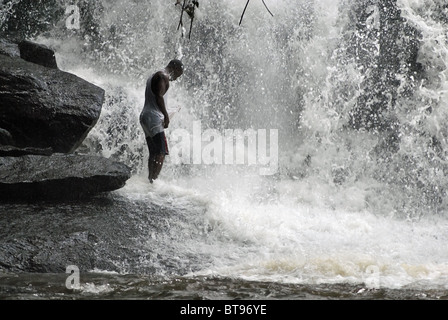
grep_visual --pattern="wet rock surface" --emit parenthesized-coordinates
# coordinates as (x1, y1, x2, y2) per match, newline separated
(0, 195, 189, 274)
(0, 154, 132, 201)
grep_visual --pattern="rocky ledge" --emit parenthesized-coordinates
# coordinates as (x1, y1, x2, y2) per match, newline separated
(0, 38, 131, 200)
(0, 154, 131, 201)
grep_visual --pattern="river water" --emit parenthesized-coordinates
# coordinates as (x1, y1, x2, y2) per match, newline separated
(1, 0, 448, 302)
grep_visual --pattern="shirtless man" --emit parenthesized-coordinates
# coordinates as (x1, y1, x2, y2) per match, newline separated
(139, 59, 184, 183)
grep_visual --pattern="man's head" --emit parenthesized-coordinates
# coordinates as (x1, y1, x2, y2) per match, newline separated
(166, 59, 184, 81)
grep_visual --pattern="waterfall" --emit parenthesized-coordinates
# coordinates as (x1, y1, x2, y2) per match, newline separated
(2, 0, 448, 290)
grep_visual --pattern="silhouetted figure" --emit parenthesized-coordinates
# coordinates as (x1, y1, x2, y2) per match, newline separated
(140, 59, 184, 183)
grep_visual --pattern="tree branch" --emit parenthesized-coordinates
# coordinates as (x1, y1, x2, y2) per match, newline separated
(176, 0, 187, 30)
(176, 0, 198, 39)
(239, 0, 250, 26)
(239, 0, 274, 26)
(177, 0, 187, 31)
(262, 0, 274, 17)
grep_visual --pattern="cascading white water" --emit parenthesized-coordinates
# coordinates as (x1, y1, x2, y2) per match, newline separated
(27, 0, 448, 290)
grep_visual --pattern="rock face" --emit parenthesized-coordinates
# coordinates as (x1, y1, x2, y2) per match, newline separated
(0, 154, 132, 200)
(0, 39, 132, 200)
(0, 53, 104, 154)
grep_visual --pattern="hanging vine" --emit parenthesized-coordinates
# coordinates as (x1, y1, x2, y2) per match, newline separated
(175, 0, 274, 39)
(239, 0, 274, 26)
(176, 0, 199, 39)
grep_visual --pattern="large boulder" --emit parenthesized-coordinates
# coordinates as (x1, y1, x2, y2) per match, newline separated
(0, 154, 132, 200)
(0, 39, 132, 201)
(0, 52, 105, 154)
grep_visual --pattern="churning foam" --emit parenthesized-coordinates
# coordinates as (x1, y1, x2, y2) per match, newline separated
(117, 164, 448, 290)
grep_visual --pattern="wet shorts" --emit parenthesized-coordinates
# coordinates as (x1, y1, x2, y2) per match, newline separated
(146, 132, 169, 156)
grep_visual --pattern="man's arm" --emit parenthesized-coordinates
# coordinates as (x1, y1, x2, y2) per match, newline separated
(151, 72, 170, 128)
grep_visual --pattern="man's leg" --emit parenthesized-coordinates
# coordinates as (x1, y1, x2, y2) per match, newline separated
(146, 136, 157, 183)
(148, 154, 157, 183)
(146, 132, 168, 183)
(151, 154, 165, 181)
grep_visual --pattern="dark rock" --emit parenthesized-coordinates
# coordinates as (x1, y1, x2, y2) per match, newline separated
(0, 232, 98, 273)
(0, 38, 20, 58)
(0, 197, 160, 273)
(0, 0, 67, 41)
(0, 128, 14, 145)
(0, 154, 132, 200)
(18, 39, 58, 69)
(0, 54, 105, 153)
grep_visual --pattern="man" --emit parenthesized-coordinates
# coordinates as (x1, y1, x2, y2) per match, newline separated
(140, 59, 184, 183)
